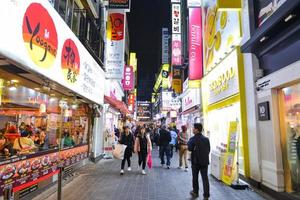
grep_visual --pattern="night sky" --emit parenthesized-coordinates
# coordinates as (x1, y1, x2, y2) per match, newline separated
(128, 0, 170, 101)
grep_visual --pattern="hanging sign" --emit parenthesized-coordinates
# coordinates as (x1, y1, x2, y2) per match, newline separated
(105, 11, 125, 79)
(122, 66, 134, 91)
(162, 28, 169, 64)
(172, 4, 181, 34)
(109, 0, 131, 11)
(172, 34, 182, 66)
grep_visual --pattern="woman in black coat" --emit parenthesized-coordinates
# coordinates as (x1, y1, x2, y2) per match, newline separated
(119, 126, 134, 175)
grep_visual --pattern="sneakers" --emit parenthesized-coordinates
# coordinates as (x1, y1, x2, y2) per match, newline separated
(142, 170, 146, 175)
(178, 166, 182, 169)
(127, 167, 131, 171)
(161, 164, 165, 167)
(190, 191, 199, 198)
(120, 169, 124, 175)
(167, 166, 170, 169)
(185, 167, 189, 172)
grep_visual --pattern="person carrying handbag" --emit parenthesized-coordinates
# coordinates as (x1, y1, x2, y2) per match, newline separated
(119, 126, 134, 175)
(134, 126, 152, 175)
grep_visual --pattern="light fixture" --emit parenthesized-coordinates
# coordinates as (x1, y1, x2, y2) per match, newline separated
(285, 14, 296, 23)
(8, 81, 18, 91)
(49, 97, 56, 102)
(50, 93, 55, 96)
(11, 80, 19, 83)
(34, 87, 41, 91)
(260, 36, 267, 43)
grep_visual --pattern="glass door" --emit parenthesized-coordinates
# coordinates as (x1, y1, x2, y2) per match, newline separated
(278, 83, 300, 195)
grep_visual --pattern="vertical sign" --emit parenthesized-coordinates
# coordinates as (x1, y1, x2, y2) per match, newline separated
(105, 11, 125, 79)
(172, 34, 182, 66)
(172, 4, 181, 34)
(189, 8, 203, 80)
(162, 28, 169, 64)
(122, 66, 134, 90)
(172, 66, 182, 94)
(128, 93, 135, 112)
(0, 79, 3, 105)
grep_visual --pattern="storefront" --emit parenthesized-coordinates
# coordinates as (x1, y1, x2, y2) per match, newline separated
(241, 0, 300, 197)
(0, 0, 105, 198)
(180, 79, 202, 136)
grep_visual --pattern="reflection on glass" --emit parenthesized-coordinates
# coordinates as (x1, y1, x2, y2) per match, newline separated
(281, 84, 300, 193)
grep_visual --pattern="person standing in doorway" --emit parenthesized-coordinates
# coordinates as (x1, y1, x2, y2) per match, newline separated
(178, 125, 189, 172)
(188, 123, 210, 200)
(119, 126, 134, 175)
(158, 125, 171, 169)
(134, 127, 152, 175)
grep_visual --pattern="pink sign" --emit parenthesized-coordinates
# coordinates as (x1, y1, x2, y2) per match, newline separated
(172, 34, 182, 66)
(122, 66, 134, 90)
(189, 8, 203, 80)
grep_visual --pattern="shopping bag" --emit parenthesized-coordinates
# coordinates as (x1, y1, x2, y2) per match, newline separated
(147, 152, 152, 169)
(112, 144, 127, 160)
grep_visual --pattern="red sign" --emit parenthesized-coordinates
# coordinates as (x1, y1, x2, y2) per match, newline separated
(128, 94, 135, 112)
(122, 66, 134, 90)
(22, 3, 58, 68)
(188, 8, 203, 80)
(61, 39, 80, 84)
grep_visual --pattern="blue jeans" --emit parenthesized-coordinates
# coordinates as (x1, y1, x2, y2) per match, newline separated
(159, 145, 171, 166)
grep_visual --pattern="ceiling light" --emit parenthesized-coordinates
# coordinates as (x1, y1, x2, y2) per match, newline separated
(34, 87, 41, 91)
(50, 93, 55, 96)
(260, 36, 267, 43)
(11, 80, 18, 83)
(285, 14, 296, 22)
(8, 85, 17, 91)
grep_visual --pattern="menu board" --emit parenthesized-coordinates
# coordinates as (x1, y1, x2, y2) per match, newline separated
(0, 145, 88, 195)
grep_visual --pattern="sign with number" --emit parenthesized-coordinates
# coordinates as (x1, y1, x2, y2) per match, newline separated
(258, 101, 270, 121)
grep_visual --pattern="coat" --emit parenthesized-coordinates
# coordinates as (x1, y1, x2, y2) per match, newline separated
(134, 134, 152, 154)
(188, 133, 210, 166)
(120, 132, 134, 158)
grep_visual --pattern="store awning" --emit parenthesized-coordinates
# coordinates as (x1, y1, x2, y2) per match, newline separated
(104, 95, 131, 116)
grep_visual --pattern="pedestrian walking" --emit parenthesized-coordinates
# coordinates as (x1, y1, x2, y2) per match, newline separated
(169, 127, 177, 158)
(188, 123, 210, 200)
(178, 125, 189, 172)
(134, 127, 152, 175)
(158, 125, 171, 169)
(119, 126, 135, 175)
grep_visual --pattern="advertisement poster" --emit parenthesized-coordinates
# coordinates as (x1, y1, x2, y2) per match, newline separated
(122, 66, 134, 91)
(0, 1, 105, 105)
(137, 102, 151, 121)
(189, 8, 203, 80)
(105, 11, 125, 79)
(222, 121, 238, 185)
(0, 145, 88, 195)
(172, 66, 182, 94)
(203, 0, 242, 74)
(172, 34, 182, 66)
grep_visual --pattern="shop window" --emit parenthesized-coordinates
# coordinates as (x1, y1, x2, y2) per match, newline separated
(207, 103, 244, 175)
(0, 77, 89, 162)
(58, 0, 67, 20)
(279, 84, 300, 194)
(71, 2, 80, 36)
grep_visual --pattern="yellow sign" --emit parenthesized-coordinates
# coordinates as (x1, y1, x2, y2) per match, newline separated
(209, 66, 236, 95)
(217, 0, 241, 10)
(203, 0, 242, 74)
(130, 52, 137, 72)
(172, 79, 182, 94)
(188, 80, 201, 89)
(222, 121, 238, 185)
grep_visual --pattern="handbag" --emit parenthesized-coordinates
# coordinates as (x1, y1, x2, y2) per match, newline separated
(112, 144, 127, 160)
(147, 152, 152, 169)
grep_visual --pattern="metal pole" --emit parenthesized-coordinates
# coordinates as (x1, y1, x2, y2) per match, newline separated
(58, 166, 63, 200)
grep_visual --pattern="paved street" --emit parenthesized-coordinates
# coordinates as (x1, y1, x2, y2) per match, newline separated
(32, 149, 272, 200)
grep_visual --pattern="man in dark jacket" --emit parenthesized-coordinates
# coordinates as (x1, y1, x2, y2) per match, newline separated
(188, 123, 210, 200)
(158, 125, 172, 168)
(119, 126, 134, 175)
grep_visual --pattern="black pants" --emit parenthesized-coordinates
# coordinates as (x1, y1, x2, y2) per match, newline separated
(192, 165, 210, 198)
(138, 152, 147, 170)
(121, 156, 131, 169)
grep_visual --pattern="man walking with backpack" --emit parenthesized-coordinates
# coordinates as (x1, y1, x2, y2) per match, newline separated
(188, 123, 210, 200)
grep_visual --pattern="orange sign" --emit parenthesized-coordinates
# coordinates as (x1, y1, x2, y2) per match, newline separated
(22, 3, 58, 68)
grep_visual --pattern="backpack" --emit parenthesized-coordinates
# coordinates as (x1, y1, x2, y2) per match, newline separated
(192, 136, 210, 166)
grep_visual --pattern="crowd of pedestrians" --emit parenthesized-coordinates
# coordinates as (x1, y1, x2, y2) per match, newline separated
(114, 121, 211, 200)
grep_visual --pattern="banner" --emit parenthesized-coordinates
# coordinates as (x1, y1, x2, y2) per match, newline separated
(105, 11, 125, 79)
(189, 8, 203, 80)
(222, 121, 238, 185)
(172, 4, 181, 34)
(162, 28, 169, 64)
(128, 93, 135, 112)
(172, 34, 182, 66)
(0, 1, 105, 105)
(109, 0, 131, 10)
(122, 66, 134, 91)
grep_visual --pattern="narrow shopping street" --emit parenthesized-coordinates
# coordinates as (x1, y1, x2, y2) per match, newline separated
(31, 149, 270, 200)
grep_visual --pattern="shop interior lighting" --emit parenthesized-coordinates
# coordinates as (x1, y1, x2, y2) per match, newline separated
(285, 14, 296, 23)
(8, 81, 18, 91)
